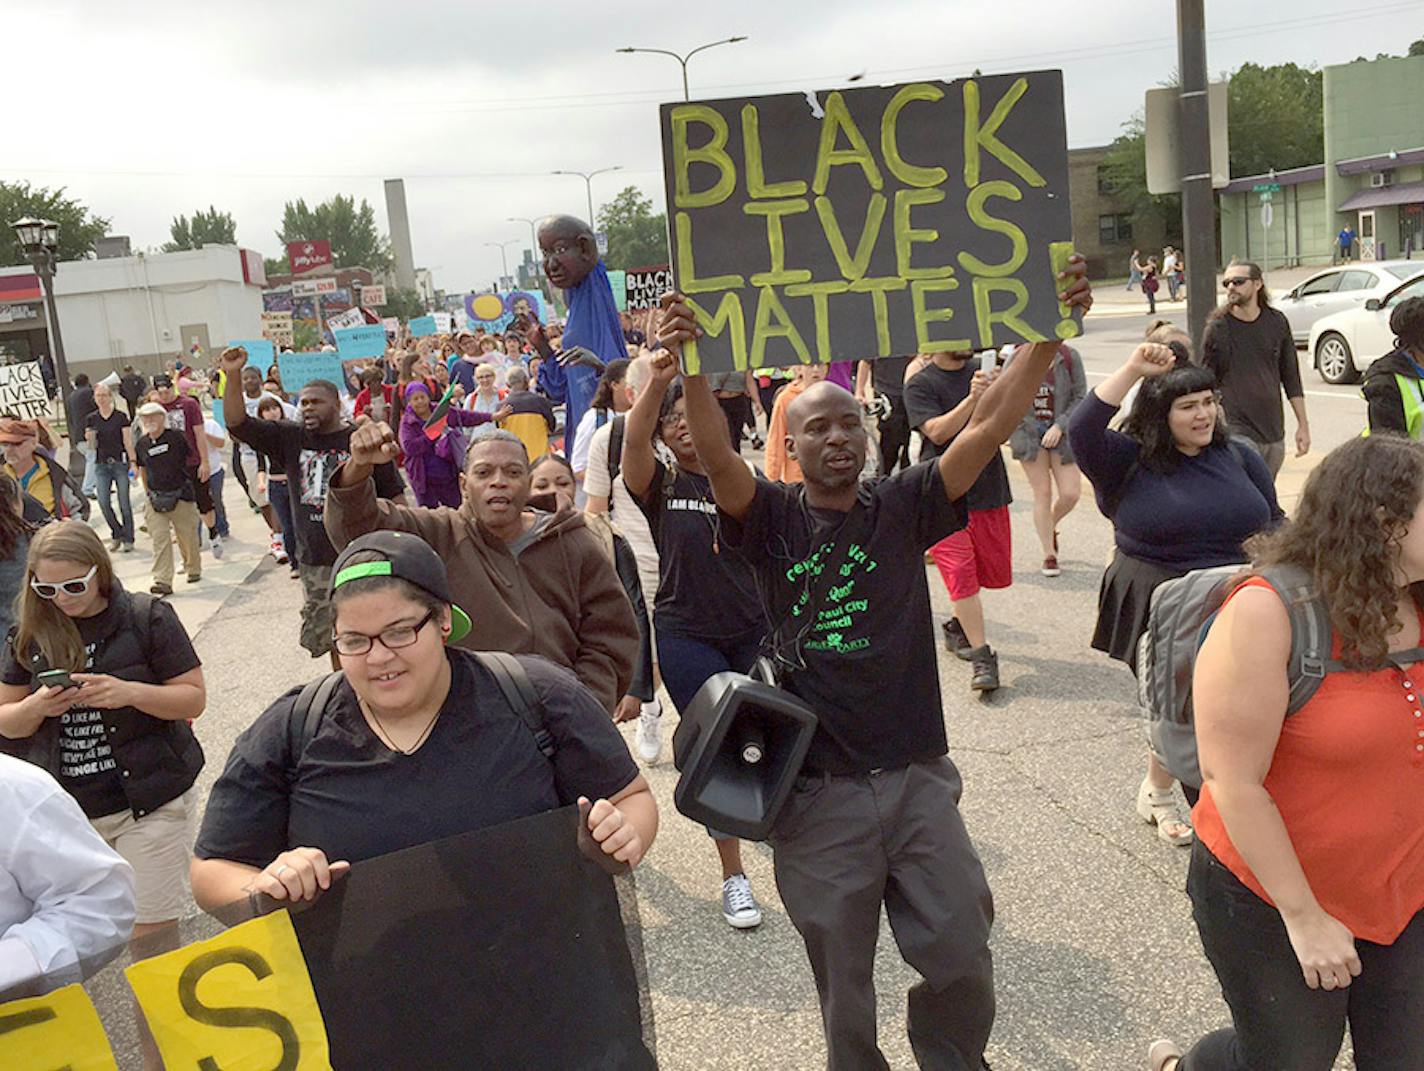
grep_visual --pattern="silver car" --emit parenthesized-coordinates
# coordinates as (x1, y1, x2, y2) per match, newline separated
(1278, 260, 1423, 345)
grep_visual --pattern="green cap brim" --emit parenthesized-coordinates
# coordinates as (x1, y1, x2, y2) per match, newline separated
(448, 604, 472, 644)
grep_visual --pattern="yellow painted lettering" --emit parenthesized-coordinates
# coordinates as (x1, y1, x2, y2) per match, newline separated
(849, 277, 908, 355)
(957, 180, 1028, 277)
(813, 194, 887, 282)
(911, 279, 971, 352)
(742, 104, 808, 198)
(744, 199, 814, 287)
(893, 188, 955, 280)
(971, 277, 1045, 348)
(812, 92, 884, 196)
(785, 280, 851, 362)
(881, 83, 948, 188)
(962, 78, 1047, 189)
(683, 292, 749, 375)
(671, 105, 737, 208)
(0, 984, 118, 1071)
(675, 212, 744, 294)
(750, 287, 812, 367)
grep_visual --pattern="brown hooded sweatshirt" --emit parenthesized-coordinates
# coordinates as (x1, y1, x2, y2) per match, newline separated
(324, 471, 637, 711)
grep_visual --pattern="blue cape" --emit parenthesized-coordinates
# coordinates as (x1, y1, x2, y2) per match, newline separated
(544, 261, 624, 462)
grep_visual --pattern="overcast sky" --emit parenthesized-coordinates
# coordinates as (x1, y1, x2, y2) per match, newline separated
(12, 0, 1419, 293)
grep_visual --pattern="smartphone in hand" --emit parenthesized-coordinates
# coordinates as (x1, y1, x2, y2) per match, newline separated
(37, 669, 78, 690)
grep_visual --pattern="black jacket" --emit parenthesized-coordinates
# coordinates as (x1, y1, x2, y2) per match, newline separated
(0, 586, 203, 818)
(1362, 348, 1424, 438)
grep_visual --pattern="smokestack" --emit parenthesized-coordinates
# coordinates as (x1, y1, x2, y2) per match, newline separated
(384, 178, 417, 292)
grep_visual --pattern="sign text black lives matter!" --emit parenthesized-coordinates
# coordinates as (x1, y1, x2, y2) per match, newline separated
(659, 71, 1079, 375)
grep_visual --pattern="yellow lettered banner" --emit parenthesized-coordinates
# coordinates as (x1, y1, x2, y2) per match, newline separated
(126, 911, 332, 1071)
(0, 982, 118, 1070)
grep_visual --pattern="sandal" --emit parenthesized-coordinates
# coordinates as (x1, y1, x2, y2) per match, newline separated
(1136, 777, 1194, 846)
(1148, 1039, 1182, 1070)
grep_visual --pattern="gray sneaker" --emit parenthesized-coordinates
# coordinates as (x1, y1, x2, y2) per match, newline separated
(721, 873, 763, 929)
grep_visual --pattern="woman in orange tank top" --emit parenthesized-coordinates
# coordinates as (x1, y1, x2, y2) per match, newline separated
(1150, 435, 1424, 1071)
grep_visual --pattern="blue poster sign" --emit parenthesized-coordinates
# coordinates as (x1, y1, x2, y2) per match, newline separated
(229, 338, 275, 366)
(334, 325, 388, 359)
(409, 315, 437, 337)
(278, 351, 350, 395)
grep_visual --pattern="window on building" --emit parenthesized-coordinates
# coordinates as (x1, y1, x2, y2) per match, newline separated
(1096, 165, 1115, 196)
(1098, 213, 1133, 245)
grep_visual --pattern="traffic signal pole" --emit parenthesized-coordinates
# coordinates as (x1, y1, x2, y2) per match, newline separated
(1177, 0, 1217, 346)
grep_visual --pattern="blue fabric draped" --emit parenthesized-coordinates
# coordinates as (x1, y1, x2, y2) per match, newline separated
(547, 260, 624, 462)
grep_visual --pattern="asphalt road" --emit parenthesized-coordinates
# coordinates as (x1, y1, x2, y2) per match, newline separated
(74, 318, 1363, 1068)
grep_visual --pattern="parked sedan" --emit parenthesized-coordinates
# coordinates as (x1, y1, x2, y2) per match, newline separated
(1279, 260, 1423, 346)
(1309, 271, 1424, 384)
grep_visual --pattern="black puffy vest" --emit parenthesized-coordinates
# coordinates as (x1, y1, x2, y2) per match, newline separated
(1, 586, 203, 818)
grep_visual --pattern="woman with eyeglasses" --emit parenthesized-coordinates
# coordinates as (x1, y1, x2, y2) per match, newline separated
(0, 521, 206, 953)
(189, 530, 656, 911)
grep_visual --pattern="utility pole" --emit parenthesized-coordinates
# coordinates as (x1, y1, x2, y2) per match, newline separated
(1177, 0, 1217, 345)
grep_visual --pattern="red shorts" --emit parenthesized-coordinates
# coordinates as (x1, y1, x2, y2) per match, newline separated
(929, 506, 1013, 601)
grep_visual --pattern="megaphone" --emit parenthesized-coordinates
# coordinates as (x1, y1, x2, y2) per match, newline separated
(672, 660, 819, 841)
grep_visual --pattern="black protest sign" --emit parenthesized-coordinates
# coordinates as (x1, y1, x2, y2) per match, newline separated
(659, 70, 1078, 374)
(291, 804, 655, 1070)
(625, 264, 673, 310)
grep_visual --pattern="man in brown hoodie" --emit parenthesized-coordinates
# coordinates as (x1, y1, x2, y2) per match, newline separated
(325, 424, 637, 711)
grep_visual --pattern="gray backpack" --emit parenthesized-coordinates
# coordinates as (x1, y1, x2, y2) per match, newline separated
(1137, 562, 1348, 788)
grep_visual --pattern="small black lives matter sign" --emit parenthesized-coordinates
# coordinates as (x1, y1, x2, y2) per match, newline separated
(626, 264, 673, 311)
(659, 70, 1078, 375)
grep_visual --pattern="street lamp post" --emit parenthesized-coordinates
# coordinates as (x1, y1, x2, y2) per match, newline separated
(485, 240, 519, 288)
(550, 167, 623, 228)
(11, 217, 73, 445)
(615, 36, 748, 101)
(507, 217, 549, 299)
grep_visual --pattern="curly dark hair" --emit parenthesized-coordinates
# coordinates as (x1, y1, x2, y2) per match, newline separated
(1120, 363, 1227, 473)
(1247, 435, 1424, 670)
(1390, 295, 1424, 352)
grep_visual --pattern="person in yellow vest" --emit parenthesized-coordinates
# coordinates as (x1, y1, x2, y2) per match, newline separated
(1362, 296, 1424, 439)
(498, 365, 557, 461)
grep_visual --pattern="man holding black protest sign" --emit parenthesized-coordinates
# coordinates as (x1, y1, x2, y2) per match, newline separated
(654, 68, 1090, 1067)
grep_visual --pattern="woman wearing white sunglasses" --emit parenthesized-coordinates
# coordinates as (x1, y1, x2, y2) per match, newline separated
(0, 520, 206, 960)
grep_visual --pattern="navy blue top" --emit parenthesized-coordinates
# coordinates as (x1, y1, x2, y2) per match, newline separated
(1069, 392, 1283, 570)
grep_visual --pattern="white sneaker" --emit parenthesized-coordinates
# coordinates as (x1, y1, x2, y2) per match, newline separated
(211, 535, 224, 560)
(721, 873, 763, 929)
(636, 702, 662, 764)
(270, 535, 288, 564)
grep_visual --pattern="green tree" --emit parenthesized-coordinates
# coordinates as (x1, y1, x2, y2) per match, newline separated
(263, 255, 287, 278)
(597, 186, 668, 270)
(163, 206, 237, 252)
(1226, 62, 1323, 177)
(382, 287, 427, 320)
(0, 181, 110, 266)
(1410, 36, 1424, 56)
(277, 194, 391, 272)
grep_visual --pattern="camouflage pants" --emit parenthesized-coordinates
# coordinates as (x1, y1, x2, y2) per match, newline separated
(298, 564, 334, 657)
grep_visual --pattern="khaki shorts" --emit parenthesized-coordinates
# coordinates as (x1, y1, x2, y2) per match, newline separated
(90, 789, 193, 924)
(299, 564, 334, 657)
(238, 452, 269, 508)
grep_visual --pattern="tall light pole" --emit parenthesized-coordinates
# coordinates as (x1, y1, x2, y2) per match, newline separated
(11, 217, 73, 444)
(551, 167, 623, 227)
(1176, 0, 1216, 345)
(485, 239, 519, 287)
(615, 36, 747, 101)
(508, 216, 549, 300)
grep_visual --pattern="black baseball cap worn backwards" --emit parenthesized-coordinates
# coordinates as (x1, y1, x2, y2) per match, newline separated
(330, 531, 472, 643)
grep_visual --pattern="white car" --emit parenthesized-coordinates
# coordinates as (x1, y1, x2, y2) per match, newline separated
(1309, 271, 1424, 384)
(1279, 260, 1424, 347)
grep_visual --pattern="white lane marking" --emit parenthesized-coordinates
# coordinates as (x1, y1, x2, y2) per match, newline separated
(1083, 370, 1360, 403)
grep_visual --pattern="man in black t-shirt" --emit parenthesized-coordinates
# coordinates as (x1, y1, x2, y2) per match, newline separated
(904, 351, 1014, 691)
(856, 355, 913, 475)
(220, 348, 405, 663)
(85, 382, 136, 552)
(656, 262, 1093, 1070)
(1200, 259, 1310, 477)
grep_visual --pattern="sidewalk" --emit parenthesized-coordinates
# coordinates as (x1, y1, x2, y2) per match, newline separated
(1092, 264, 1321, 313)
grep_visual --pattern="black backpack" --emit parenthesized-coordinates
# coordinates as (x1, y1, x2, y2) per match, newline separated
(285, 651, 552, 772)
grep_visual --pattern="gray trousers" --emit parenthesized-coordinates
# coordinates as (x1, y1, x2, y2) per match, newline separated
(769, 757, 995, 1070)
